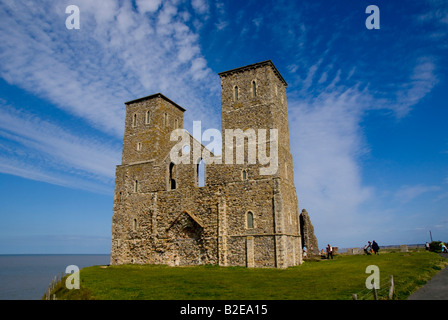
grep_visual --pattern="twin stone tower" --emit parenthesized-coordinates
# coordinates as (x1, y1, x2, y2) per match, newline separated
(110, 60, 318, 268)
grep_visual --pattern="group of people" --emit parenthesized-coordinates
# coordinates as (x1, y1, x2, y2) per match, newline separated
(425, 241, 448, 253)
(302, 244, 333, 259)
(317, 244, 334, 259)
(363, 240, 380, 255)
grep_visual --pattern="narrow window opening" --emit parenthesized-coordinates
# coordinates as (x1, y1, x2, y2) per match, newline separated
(247, 211, 254, 229)
(133, 218, 137, 231)
(136, 142, 142, 151)
(145, 111, 150, 124)
(134, 180, 138, 193)
(174, 118, 178, 129)
(242, 169, 247, 181)
(197, 159, 205, 187)
(164, 113, 168, 127)
(132, 113, 137, 127)
(234, 86, 239, 101)
(169, 162, 176, 190)
(252, 80, 257, 98)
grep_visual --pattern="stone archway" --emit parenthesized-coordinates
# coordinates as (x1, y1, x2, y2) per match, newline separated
(166, 211, 206, 266)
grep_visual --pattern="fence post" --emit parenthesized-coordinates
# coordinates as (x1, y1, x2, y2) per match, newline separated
(372, 283, 378, 300)
(389, 275, 394, 300)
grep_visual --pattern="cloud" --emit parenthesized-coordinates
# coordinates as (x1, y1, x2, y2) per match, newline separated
(191, 0, 209, 15)
(0, 157, 113, 195)
(393, 58, 438, 117)
(213, 0, 228, 31)
(279, 8, 441, 246)
(0, 103, 121, 194)
(215, 20, 229, 30)
(289, 87, 374, 245)
(0, 0, 223, 192)
(416, 0, 448, 25)
(394, 184, 441, 203)
(0, 0, 221, 139)
(136, 0, 162, 14)
(252, 16, 263, 30)
(0, 0, 445, 250)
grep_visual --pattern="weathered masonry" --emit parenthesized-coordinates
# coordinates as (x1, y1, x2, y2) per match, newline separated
(110, 60, 303, 268)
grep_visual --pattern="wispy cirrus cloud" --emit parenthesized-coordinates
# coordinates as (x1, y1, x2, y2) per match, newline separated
(0, 103, 121, 194)
(0, 0, 221, 138)
(393, 58, 438, 117)
(289, 86, 374, 241)
(191, 0, 210, 15)
(0, 0, 223, 192)
(275, 0, 445, 246)
(0, 0, 445, 248)
(394, 184, 441, 204)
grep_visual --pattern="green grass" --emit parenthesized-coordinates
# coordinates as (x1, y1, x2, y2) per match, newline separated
(47, 250, 447, 300)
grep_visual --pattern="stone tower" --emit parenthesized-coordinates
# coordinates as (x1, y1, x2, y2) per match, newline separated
(300, 209, 319, 256)
(110, 60, 303, 268)
(120, 93, 185, 166)
(217, 61, 302, 267)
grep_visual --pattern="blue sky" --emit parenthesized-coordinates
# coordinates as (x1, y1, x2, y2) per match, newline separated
(0, 0, 447, 254)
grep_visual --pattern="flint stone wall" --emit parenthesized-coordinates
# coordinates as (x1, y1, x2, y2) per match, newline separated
(300, 209, 319, 256)
(111, 61, 304, 268)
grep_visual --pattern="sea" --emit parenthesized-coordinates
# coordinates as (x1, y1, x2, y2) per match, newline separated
(0, 254, 110, 300)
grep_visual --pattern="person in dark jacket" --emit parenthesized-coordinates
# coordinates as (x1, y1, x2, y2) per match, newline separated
(372, 240, 379, 255)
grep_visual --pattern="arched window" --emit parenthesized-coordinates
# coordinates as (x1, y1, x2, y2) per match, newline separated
(247, 211, 254, 229)
(134, 180, 138, 193)
(234, 86, 239, 101)
(242, 169, 247, 181)
(252, 80, 257, 98)
(145, 111, 150, 124)
(197, 159, 205, 187)
(169, 162, 176, 190)
(136, 142, 142, 151)
(132, 113, 137, 127)
(133, 218, 137, 231)
(164, 113, 168, 127)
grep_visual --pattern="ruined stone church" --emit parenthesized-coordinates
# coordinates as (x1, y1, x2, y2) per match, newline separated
(110, 60, 315, 268)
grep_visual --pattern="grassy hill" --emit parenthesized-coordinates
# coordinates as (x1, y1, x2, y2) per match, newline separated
(46, 250, 447, 300)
